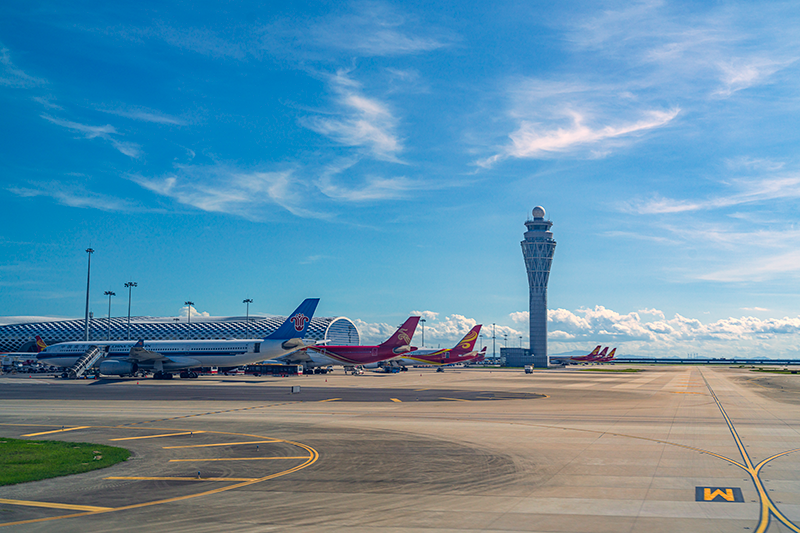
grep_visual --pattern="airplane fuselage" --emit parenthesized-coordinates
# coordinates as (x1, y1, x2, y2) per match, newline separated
(37, 338, 289, 370)
(295, 345, 416, 367)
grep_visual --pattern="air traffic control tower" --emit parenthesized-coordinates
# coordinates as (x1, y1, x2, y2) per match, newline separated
(522, 206, 556, 367)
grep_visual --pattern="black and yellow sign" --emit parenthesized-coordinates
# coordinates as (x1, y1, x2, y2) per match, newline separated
(695, 487, 744, 503)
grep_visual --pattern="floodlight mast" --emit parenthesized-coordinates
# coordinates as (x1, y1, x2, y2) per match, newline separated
(84, 248, 94, 341)
(125, 282, 137, 340)
(104, 290, 115, 340)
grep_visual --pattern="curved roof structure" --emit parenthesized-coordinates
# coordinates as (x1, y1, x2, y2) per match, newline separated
(0, 315, 360, 352)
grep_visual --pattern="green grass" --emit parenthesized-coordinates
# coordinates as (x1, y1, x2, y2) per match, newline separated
(578, 368, 642, 372)
(0, 438, 130, 486)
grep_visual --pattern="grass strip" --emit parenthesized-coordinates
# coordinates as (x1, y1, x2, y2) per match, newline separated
(0, 438, 130, 486)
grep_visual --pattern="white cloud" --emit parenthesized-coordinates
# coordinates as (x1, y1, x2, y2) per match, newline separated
(411, 310, 439, 322)
(625, 176, 800, 215)
(483, 108, 679, 166)
(543, 305, 800, 358)
(0, 44, 45, 88)
(129, 164, 329, 220)
(97, 105, 188, 125)
(8, 183, 140, 212)
(179, 305, 211, 319)
(308, 2, 449, 57)
(41, 114, 142, 158)
(303, 70, 402, 161)
(317, 174, 424, 201)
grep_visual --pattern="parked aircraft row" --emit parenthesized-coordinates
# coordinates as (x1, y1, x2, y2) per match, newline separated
(32, 299, 487, 379)
(558, 345, 618, 364)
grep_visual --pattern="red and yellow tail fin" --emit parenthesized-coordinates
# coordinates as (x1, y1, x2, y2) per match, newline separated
(35, 336, 47, 353)
(606, 348, 616, 359)
(588, 345, 601, 356)
(455, 325, 481, 353)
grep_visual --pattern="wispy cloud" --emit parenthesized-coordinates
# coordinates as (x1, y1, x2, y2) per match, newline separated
(8, 183, 140, 212)
(317, 174, 425, 201)
(480, 108, 679, 167)
(0, 44, 45, 88)
(40, 114, 142, 158)
(698, 249, 800, 282)
(306, 1, 450, 57)
(260, 1, 453, 60)
(303, 70, 402, 161)
(568, 1, 799, 98)
(129, 164, 329, 220)
(625, 176, 800, 214)
(97, 105, 188, 125)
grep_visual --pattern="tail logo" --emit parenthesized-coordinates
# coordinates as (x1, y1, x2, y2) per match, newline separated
(398, 330, 411, 345)
(290, 313, 310, 332)
(459, 331, 478, 350)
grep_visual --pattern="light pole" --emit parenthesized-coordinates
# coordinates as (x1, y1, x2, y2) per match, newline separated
(504, 334, 508, 347)
(519, 336, 522, 348)
(420, 318, 426, 347)
(243, 299, 253, 336)
(84, 248, 94, 341)
(185, 301, 194, 323)
(124, 282, 137, 340)
(492, 323, 496, 360)
(104, 291, 115, 341)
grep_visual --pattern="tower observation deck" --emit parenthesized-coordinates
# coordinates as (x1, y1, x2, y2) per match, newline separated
(521, 206, 556, 367)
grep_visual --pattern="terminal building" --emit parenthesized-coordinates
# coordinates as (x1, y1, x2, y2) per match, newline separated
(501, 206, 556, 368)
(0, 315, 360, 353)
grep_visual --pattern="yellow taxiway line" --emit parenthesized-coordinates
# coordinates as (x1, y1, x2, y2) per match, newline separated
(104, 477, 258, 482)
(439, 397, 471, 402)
(318, 398, 342, 402)
(168, 456, 311, 462)
(163, 440, 277, 449)
(21, 427, 90, 437)
(0, 499, 111, 512)
(110, 431, 205, 441)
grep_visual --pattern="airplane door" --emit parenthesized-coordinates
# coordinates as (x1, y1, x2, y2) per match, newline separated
(255, 343, 261, 353)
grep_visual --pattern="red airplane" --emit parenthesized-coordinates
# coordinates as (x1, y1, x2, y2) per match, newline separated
(569, 345, 603, 363)
(277, 316, 421, 374)
(595, 348, 617, 363)
(367, 324, 482, 371)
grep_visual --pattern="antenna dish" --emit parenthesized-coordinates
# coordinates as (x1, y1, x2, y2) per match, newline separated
(532, 206, 546, 219)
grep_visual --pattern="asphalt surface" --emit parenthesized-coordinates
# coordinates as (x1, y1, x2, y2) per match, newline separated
(0, 366, 798, 532)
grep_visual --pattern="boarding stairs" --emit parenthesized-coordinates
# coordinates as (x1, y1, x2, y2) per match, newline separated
(67, 345, 108, 379)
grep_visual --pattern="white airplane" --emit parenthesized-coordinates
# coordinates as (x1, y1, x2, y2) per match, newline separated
(36, 298, 319, 379)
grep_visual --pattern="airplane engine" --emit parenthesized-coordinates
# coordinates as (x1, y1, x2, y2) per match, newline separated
(98, 360, 138, 376)
(392, 345, 413, 355)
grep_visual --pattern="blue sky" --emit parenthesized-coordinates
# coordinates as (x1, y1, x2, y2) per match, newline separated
(2, 1, 800, 357)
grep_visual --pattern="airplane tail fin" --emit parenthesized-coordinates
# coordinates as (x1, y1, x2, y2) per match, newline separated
(35, 336, 47, 353)
(454, 325, 481, 353)
(596, 347, 609, 358)
(379, 316, 421, 347)
(588, 345, 601, 356)
(606, 348, 616, 359)
(265, 298, 320, 340)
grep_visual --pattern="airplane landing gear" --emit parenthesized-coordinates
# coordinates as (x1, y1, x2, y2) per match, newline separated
(179, 371, 199, 379)
(153, 371, 173, 380)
